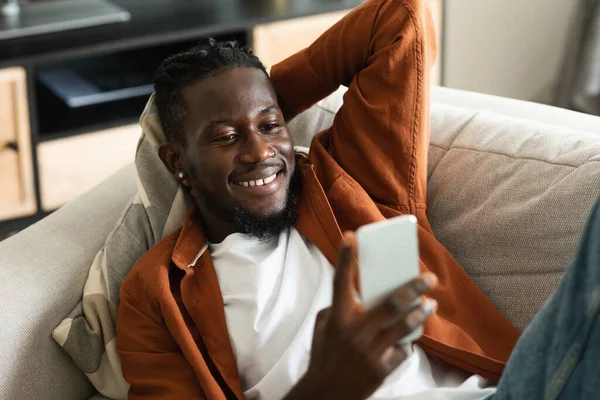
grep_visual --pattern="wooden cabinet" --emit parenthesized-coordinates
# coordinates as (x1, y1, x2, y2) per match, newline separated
(0, 67, 35, 221)
(38, 124, 140, 211)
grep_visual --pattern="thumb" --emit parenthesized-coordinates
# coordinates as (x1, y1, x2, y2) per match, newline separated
(332, 231, 358, 323)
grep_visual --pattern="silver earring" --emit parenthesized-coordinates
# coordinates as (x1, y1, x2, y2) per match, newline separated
(177, 172, 184, 179)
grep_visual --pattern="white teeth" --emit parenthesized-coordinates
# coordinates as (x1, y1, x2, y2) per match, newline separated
(237, 173, 278, 187)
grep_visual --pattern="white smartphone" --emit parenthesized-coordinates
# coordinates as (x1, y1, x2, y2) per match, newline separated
(357, 215, 422, 344)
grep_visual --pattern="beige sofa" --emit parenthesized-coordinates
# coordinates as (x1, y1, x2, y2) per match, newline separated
(1, 86, 600, 400)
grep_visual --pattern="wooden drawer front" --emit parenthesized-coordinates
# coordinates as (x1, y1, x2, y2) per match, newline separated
(38, 124, 141, 211)
(253, 10, 349, 71)
(0, 67, 35, 221)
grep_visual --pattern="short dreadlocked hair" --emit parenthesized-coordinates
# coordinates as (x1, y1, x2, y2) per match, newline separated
(153, 38, 269, 143)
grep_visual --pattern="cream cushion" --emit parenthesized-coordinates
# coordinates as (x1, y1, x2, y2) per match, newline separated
(427, 103, 600, 330)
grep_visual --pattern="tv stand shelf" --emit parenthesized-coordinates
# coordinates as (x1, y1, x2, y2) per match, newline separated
(0, 0, 444, 235)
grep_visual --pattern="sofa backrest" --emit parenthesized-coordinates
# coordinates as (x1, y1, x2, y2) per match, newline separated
(289, 86, 600, 330)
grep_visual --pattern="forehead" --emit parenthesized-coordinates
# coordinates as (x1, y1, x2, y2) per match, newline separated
(181, 68, 277, 128)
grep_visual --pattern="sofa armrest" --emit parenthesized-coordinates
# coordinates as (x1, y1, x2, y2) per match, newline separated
(0, 164, 137, 400)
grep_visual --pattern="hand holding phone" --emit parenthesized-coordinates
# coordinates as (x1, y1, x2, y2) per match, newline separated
(357, 215, 424, 344)
(298, 231, 437, 400)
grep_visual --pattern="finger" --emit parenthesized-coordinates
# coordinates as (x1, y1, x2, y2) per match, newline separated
(363, 273, 437, 331)
(380, 344, 409, 374)
(373, 298, 437, 354)
(331, 231, 358, 322)
(311, 307, 332, 349)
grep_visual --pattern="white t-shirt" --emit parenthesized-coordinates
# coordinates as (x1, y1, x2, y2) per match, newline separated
(210, 227, 496, 400)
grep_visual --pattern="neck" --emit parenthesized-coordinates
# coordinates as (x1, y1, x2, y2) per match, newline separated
(195, 200, 240, 244)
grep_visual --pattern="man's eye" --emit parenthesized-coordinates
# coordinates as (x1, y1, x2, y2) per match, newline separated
(215, 134, 236, 142)
(262, 124, 279, 132)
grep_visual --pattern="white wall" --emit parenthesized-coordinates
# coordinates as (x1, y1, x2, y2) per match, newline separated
(443, 0, 579, 103)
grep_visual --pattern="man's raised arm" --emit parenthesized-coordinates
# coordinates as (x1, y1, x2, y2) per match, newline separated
(271, 0, 437, 209)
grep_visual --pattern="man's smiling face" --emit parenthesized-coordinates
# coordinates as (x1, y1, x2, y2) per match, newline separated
(168, 67, 297, 239)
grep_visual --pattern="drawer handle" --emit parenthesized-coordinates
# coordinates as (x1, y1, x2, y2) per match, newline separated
(3, 141, 18, 152)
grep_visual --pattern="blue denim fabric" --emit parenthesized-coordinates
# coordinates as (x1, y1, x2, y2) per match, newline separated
(491, 198, 600, 400)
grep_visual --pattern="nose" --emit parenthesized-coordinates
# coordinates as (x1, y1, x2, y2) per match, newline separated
(238, 131, 276, 164)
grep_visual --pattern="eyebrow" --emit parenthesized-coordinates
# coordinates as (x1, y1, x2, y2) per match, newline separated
(206, 118, 234, 127)
(259, 105, 278, 115)
(205, 105, 278, 128)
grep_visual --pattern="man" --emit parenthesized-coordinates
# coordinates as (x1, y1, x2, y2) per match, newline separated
(116, 0, 600, 399)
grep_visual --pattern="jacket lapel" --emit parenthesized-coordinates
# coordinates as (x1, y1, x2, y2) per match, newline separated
(172, 208, 243, 399)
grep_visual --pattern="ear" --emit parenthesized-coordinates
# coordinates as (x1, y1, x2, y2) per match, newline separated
(158, 142, 191, 187)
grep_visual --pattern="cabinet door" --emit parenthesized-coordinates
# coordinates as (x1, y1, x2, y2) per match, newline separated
(38, 124, 140, 211)
(0, 67, 35, 221)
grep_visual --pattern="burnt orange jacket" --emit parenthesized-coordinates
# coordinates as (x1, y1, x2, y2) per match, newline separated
(116, 0, 520, 398)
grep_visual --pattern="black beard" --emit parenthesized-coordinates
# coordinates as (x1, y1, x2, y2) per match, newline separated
(232, 170, 299, 240)
(189, 166, 300, 240)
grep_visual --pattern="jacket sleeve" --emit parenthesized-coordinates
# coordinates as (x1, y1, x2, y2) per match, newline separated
(116, 288, 205, 400)
(270, 0, 437, 209)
